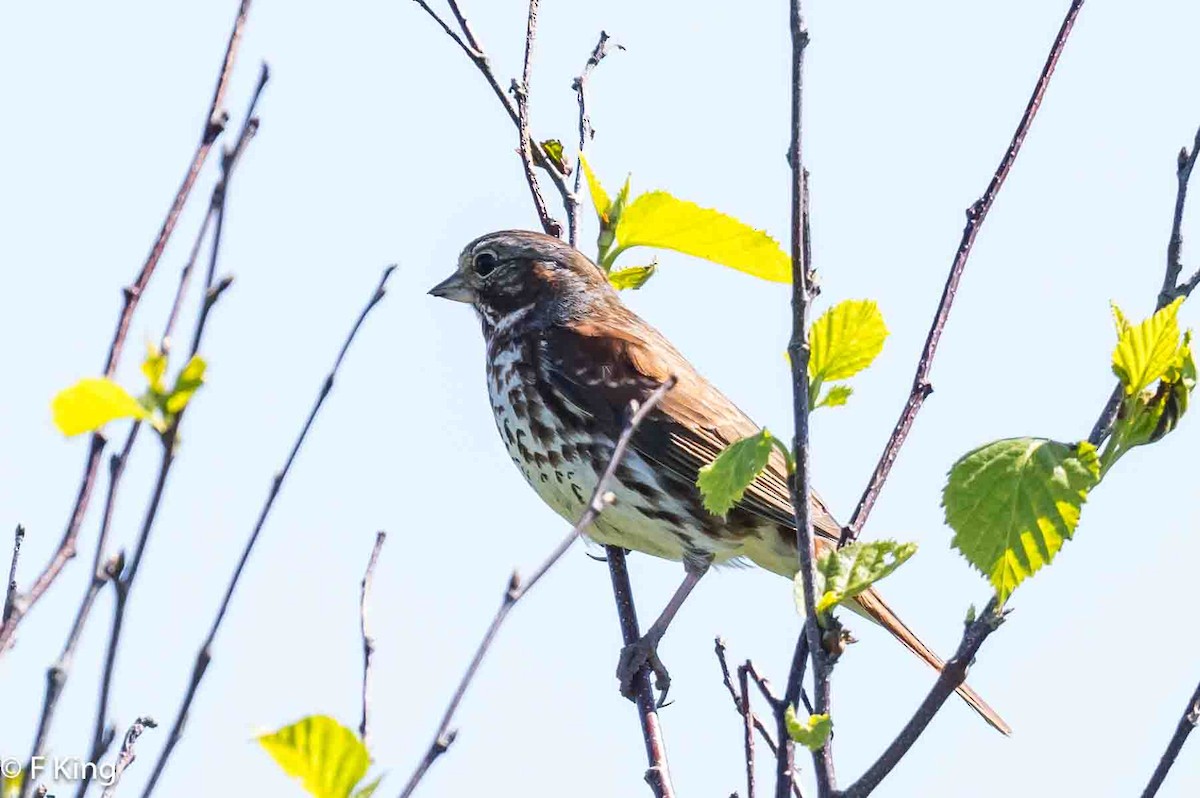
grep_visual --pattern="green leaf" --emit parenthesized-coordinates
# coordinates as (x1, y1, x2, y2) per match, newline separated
(258, 715, 370, 798)
(608, 262, 657, 290)
(52, 378, 149, 436)
(142, 343, 168, 394)
(944, 438, 1100, 603)
(697, 429, 776, 517)
(1112, 297, 1184, 395)
(813, 384, 853, 410)
(809, 300, 889, 384)
(351, 775, 383, 798)
(165, 355, 207, 414)
(540, 139, 569, 174)
(804, 540, 917, 617)
(612, 191, 790, 282)
(3, 770, 23, 798)
(784, 706, 832, 751)
(1110, 302, 1132, 337)
(579, 154, 611, 223)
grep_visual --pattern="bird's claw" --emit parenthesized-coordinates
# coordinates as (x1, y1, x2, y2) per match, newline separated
(617, 635, 671, 707)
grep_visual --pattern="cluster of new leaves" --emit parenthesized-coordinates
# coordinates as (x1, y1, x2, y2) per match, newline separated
(943, 298, 1194, 604)
(258, 715, 381, 798)
(50, 344, 206, 438)
(580, 155, 791, 288)
(784, 705, 833, 752)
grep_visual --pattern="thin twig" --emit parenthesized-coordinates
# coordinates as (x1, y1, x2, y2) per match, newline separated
(1140, 678, 1200, 798)
(140, 266, 394, 798)
(843, 0, 1086, 544)
(604, 545, 676, 798)
(360, 531, 387, 749)
(397, 379, 676, 798)
(739, 665, 757, 798)
(100, 717, 158, 798)
(409, 0, 574, 228)
(775, 632, 810, 796)
(3, 525, 23, 624)
(571, 31, 623, 247)
(714, 640, 784, 758)
(75, 76, 266, 797)
(1092, 118, 1200, 444)
(511, 0, 561, 237)
(0, 0, 253, 658)
(782, 0, 833, 794)
(839, 602, 1004, 798)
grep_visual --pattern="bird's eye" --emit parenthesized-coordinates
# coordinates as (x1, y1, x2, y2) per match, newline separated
(473, 251, 499, 277)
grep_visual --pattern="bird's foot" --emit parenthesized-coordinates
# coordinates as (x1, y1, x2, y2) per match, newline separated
(617, 634, 671, 707)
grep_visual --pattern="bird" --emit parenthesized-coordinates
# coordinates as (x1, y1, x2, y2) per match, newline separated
(430, 229, 1009, 735)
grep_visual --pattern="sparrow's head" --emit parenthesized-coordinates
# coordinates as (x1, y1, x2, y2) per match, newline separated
(429, 230, 614, 333)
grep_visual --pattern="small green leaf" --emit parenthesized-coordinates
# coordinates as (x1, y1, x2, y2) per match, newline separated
(3, 770, 23, 798)
(351, 775, 383, 798)
(52, 378, 149, 436)
(1112, 297, 1184, 395)
(944, 438, 1100, 603)
(802, 540, 917, 617)
(784, 706, 832, 751)
(579, 154, 611, 223)
(540, 139, 569, 174)
(613, 191, 790, 282)
(142, 343, 168, 394)
(165, 355, 207, 414)
(258, 715, 370, 798)
(697, 429, 776, 517)
(813, 384, 853, 410)
(809, 300, 889, 384)
(608, 262, 657, 290)
(965, 604, 977, 625)
(1110, 302, 1132, 337)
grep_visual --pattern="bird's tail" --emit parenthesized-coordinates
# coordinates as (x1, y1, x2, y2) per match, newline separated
(848, 587, 1011, 736)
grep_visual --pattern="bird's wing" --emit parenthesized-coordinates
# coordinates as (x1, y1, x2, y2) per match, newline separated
(539, 315, 842, 543)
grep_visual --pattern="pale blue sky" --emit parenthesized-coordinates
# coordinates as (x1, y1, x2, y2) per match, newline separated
(2, 2, 1199, 796)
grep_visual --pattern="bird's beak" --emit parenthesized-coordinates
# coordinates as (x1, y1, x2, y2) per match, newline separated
(428, 272, 474, 304)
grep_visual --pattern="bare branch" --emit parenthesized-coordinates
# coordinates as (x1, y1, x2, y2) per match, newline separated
(511, 0, 562, 237)
(3, 525, 23, 624)
(397, 379, 677, 798)
(0, 0, 254, 658)
(100, 717, 158, 798)
(603, 545, 676, 798)
(839, 602, 1005, 798)
(739, 664, 757, 798)
(844, 0, 1086, 544)
(714, 639, 785, 759)
(1140, 678, 1200, 798)
(139, 265, 394, 798)
(571, 31, 624, 247)
(360, 530, 387, 749)
(408, 0, 574, 232)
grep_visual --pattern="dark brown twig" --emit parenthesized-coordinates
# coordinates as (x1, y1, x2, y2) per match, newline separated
(782, 0, 833, 794)
(714, 640, 782, 757)
(839, 602, 1004, 798)
(1140, 678, 1200, 798)
(511, 0, 561, 237)
(604, 545, 676, 798)
(140, 266, 393, 798)
(409, 0, 573, 229)
(100, 717, 158, 798)
(397, 379, 676, 798)
(571, 31, 623, 247)
(843, 0, 1086, 545)
(3, 525, 23, 624)
(76, 75, 267, 797)
(360, 531, 387, 750)
(739, 664, 757, 798)
(0, 0, 252, 655)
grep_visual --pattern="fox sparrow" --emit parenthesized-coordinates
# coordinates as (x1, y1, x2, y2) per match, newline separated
(431, 230, 1008, 734)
